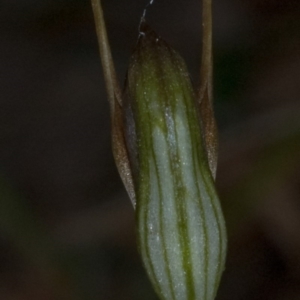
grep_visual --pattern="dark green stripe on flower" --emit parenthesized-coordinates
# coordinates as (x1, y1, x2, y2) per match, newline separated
(124, 23, 227, 300)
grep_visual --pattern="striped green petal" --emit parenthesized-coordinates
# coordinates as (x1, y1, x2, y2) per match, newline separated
(124, 24, 227, 300)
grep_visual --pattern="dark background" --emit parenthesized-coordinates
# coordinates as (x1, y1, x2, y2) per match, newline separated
(1, 0, 300, 299)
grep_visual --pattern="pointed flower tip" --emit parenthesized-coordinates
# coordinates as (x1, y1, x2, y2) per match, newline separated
(139, 20, 152, 37)
(137, 22, 163, 49)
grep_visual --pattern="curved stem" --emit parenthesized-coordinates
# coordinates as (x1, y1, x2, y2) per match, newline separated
(91, 0, 136, 206)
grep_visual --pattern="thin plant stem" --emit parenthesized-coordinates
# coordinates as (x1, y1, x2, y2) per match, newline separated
(91, 0, 136, 205)
(91, 0, 121, 109)
(200, 0, 212, 100)
(199, 0, 218, 178)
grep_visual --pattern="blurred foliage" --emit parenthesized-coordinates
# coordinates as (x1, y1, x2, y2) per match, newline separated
(0, 0, 300, 299)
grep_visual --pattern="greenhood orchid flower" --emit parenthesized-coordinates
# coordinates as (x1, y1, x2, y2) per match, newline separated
(91, 1, 227, 299)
